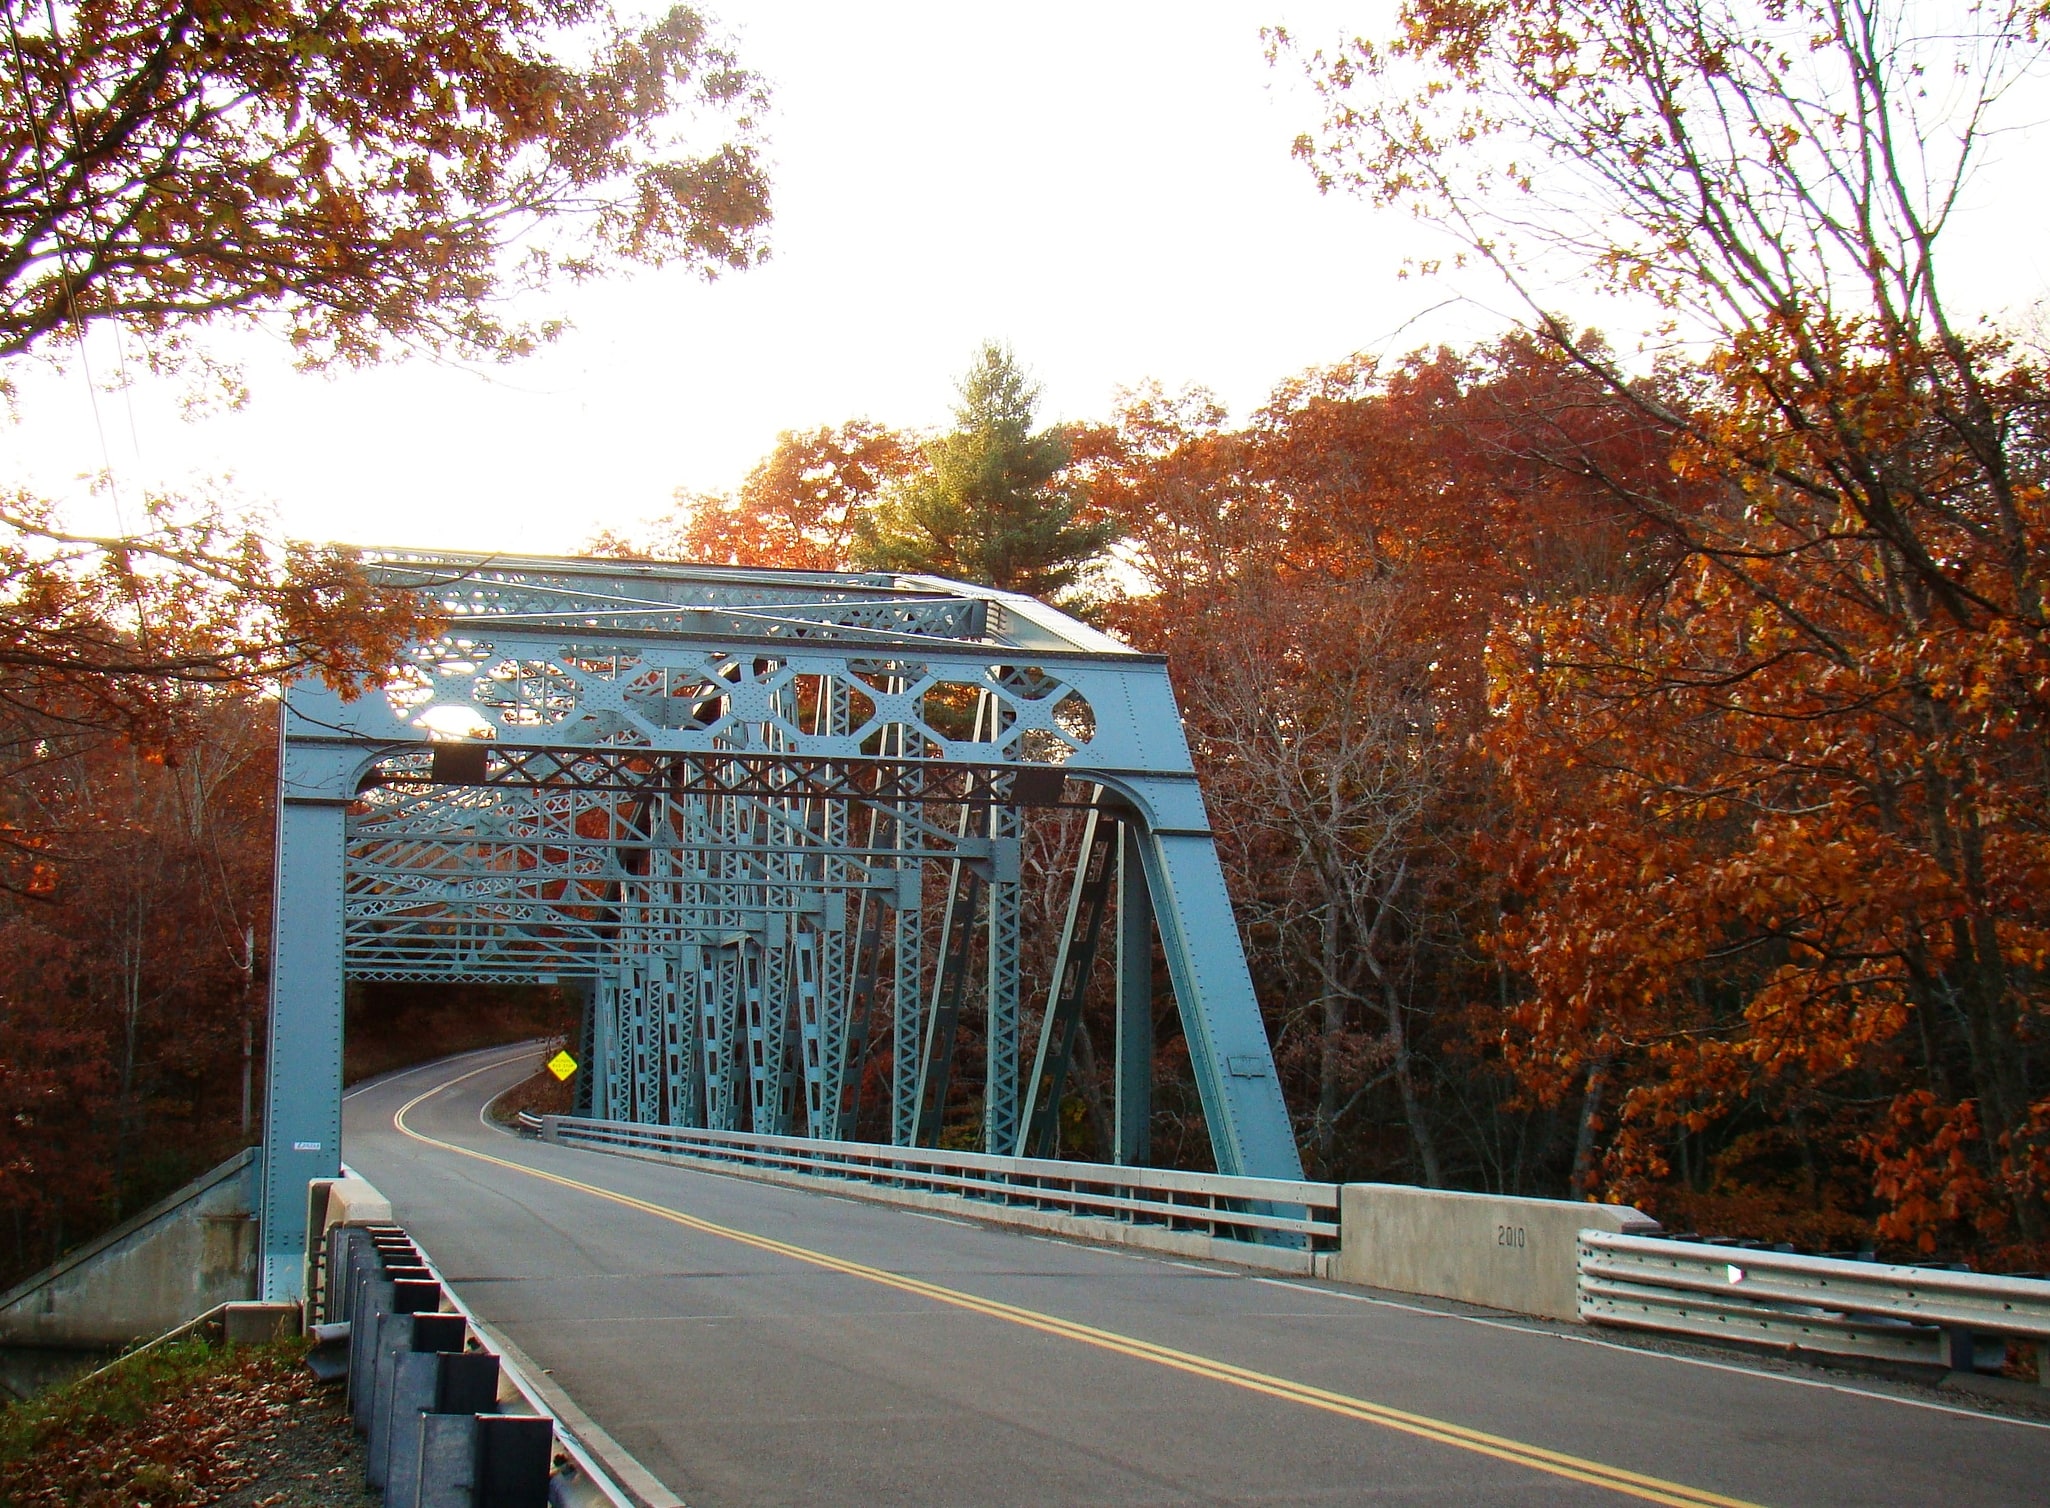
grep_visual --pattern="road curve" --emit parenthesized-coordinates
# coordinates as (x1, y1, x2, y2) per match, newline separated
(342, 1047, 2050, 1507)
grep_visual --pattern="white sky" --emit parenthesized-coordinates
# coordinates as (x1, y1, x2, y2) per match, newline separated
(6, 2, 2048, 556)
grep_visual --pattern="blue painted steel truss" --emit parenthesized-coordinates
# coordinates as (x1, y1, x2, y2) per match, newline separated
(261, 553, 1301, 1296)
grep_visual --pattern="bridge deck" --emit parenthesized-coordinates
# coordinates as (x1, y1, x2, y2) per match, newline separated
(343, 1048, 2050, 1507)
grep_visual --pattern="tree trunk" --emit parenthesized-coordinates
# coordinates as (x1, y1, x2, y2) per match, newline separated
(1571, 1056, 1611, 1199)
(1070, 1020, 1116, 1163)
(1316, 894, 1344, 1168)
(1385, 976, 1442, 1187)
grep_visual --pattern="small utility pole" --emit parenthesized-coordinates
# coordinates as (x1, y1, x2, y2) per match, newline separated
(239, 924, 257, 1139)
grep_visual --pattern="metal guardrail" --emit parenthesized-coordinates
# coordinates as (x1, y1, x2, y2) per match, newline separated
(308, 1169, 636, 1508)
(539, 1114, 1341, 1253)
(1579, 1229, 2050, 1377)
(318, 1215, 627, 1508)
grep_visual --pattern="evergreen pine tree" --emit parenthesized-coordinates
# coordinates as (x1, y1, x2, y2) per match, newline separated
(853, 343, 1114, 605)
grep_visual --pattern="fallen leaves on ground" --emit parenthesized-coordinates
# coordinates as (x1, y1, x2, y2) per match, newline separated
(0, 1343, 374, 1508)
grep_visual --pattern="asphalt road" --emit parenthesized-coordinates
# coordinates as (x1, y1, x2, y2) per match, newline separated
(343, 1046, 2050, 1507)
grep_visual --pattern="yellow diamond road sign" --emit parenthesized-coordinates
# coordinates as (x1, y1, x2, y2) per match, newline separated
(547, 1050, 579, 1082)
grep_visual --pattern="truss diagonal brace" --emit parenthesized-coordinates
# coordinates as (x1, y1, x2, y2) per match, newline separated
(1017, 803, 1120, 1158)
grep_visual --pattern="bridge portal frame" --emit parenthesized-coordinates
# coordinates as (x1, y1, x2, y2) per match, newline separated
(262, 552, 1300, 1298)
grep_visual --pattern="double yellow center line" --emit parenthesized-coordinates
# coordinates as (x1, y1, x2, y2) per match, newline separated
(394, 1064, 1762, 1508)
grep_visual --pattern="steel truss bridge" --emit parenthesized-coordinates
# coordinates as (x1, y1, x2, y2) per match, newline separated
(260, 552, 1299, 1296)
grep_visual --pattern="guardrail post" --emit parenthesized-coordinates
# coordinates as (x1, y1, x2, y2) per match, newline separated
(386, 1341, 495, 1507)
(416, 1413, 478, 1505)
(325, 1225, 382, 1325)
(370, 1310, 465, 1489)
(299, 1183, 582, 1508)
(349, 1267, 432, 1428)
(476, 1414, 556, 1505)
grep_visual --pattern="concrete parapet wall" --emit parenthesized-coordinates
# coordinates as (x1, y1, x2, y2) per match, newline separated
(1336, 1183, 1658, 1321)
(0, 1148, 260, 1348)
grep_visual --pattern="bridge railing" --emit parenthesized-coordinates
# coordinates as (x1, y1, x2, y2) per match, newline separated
(535, 1114, 1341, 1258)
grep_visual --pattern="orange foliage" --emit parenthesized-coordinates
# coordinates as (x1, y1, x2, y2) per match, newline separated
(1091, 318, 2050, 1261)
(1, 0, 770, 366)
(0, 490, 434, 759)
(602, 422, 916, 570)
(1479, 322, 2050, 1257)
(1085, 339, 1664, 1182)
(1275, 0, 2050, 1262)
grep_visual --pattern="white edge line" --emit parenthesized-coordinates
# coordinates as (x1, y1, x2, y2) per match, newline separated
(408, 1243, 677, 1508)
(385, 1057, 686, 1508)
(342, 1040, 548, 1101)
(1017, 1232, 1211, 1273)
(477, 1047, 551, 1137)
(1023, 1236, 1149, 1263)
(1250, 1277, 2050, 1432)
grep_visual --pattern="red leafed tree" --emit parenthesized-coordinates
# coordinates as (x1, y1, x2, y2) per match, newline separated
(0, 925, 113, 1273)
(598, 422, 916, 570)
(0, 488, 434, 763)
(1, 0, 769, 365)
(1, 0, 775, 741)
(1289, 0, 2050, 1256)
(1086, 339, 1663, 1183)
(0, 0, 781, 1282)
(1478, 340, 2050, 1252)
(2, 0, 771, 724)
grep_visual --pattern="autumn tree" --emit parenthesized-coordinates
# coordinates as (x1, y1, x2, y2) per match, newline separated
(854, 343, 1115, 603)
(1070, 381, 1272, 618)
(0, 488, 432, 761)
(599, 421, 914, 569)
(0, 0, 769, 368)
(1180, 579, 1447, 1177)
(1285, 0, 2046, 631)
(0, 694, 274, 1284)
(1288, 0, 2050, 1255)
(1083, 340, 1663, 1184)
(0, 927, 110, 1277)
(0, 0, 777, 1276)
(1, 0, 775, 743)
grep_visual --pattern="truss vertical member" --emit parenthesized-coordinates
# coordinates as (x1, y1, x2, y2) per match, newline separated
(1114, 821, 1154, 1167)
(261, 554, 1300, 1300)
(983, 794, 1023, 1154)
